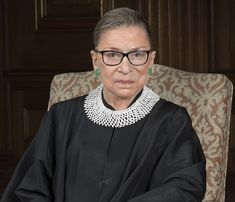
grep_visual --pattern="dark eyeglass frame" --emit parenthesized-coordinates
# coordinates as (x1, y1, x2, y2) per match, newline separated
(94, 49, 152, 66)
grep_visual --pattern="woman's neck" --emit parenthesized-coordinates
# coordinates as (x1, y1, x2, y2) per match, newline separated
(103, 95, 132, 110)
(102, 89, 143, 111)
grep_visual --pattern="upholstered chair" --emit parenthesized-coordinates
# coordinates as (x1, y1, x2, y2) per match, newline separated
(48, 64, 233, 202)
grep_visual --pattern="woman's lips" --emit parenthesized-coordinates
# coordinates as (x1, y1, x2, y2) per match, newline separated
(115, 80, 134, 87)
(116, 80, 134, 84)
(117, 80, 133, 84)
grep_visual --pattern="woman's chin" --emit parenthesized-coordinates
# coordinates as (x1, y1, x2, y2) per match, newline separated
(113, 88, 140, 100)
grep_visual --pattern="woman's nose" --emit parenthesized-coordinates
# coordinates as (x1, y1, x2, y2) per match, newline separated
(117, 57, 133, 74)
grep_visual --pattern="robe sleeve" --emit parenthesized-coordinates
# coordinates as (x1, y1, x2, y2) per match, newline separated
(128, 108, 206, 202)
(1, 107, 56, 202)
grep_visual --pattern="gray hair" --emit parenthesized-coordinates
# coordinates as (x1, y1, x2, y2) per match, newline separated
(93, 7, 152, 48)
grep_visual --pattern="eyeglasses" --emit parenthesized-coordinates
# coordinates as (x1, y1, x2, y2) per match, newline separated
(94, 50, 152, 66)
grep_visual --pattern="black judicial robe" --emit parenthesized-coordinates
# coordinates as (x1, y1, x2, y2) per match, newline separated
(1, 96, 206, 202)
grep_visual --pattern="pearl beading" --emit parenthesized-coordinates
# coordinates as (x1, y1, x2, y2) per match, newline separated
(84, 84, 160, 128)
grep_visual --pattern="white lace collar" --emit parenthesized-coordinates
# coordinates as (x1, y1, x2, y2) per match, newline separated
(84, 84, 160, 128)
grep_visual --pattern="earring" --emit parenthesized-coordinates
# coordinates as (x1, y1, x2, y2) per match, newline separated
(95, 68, 100, 76)
(147, 68, 153, 76)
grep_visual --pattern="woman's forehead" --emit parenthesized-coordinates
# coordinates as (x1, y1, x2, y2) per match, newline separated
(97, 26, 150, 49)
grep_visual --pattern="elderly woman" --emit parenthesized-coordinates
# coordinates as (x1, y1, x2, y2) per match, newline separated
(1, 7, 206, 202)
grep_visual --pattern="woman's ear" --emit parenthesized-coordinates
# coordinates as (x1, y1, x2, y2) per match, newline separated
(90, 50, 98, 69)
(149, 51, 156, 65)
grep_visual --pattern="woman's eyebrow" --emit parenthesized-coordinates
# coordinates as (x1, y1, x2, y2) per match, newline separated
(100, 46, 149, 52)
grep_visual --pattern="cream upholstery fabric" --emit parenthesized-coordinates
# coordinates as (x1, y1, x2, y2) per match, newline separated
(48, 64, 233, 202)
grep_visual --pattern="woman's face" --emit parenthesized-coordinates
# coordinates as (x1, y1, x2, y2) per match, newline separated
(91, 25, 156, 105)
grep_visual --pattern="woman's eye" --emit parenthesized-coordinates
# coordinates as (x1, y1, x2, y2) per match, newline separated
(133, 52, 144, 57)
(106, 52, 120, 58)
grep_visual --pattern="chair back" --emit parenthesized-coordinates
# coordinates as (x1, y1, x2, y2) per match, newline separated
(48, 64, 233, 202)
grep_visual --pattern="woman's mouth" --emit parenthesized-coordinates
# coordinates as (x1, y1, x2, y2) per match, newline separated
(115, 80, 134, 87)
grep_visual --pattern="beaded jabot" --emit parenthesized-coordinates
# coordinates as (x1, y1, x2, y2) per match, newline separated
(84, 84, 160, 128)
